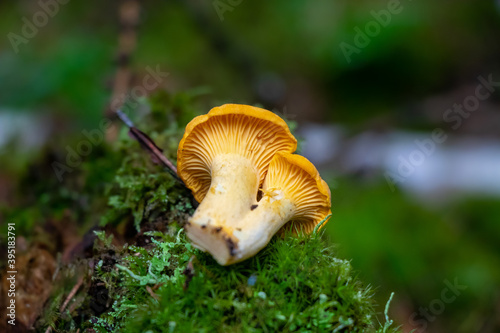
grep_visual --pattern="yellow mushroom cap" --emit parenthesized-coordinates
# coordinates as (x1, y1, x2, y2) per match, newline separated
(177, 104, 297, 202)
(263, 152, 332, 234)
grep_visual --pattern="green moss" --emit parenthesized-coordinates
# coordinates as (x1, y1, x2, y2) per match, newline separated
(2, 91, 400, 332)
(99, 150, 194, 232)
(91, 228, 397, 333)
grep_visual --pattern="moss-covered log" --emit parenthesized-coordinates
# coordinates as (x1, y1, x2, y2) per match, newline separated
(0, 92, 399, 332)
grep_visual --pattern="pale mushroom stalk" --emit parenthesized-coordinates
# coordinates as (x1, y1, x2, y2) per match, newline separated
(186, 154, 259, 255)
(227, 191, 295, 263)
(221, 152, 332, 265)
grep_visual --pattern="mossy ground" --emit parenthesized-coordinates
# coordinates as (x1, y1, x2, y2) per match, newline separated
(1, 92, 400, 332)
(92, 230, 383, 332)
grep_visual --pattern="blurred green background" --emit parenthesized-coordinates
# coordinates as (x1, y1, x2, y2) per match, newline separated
(1, 1, 499, 332)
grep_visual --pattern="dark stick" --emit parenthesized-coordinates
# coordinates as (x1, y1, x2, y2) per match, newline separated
(116, 110, 181, 182)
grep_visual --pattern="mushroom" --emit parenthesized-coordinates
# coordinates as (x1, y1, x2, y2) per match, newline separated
(177, 104, 297, 264)
(220, 152, 332, 265)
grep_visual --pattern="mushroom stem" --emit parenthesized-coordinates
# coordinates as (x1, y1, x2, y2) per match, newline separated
(229, 192, 295, 264)
(185, 153, 260, 263)
(188, 189, 295, 265)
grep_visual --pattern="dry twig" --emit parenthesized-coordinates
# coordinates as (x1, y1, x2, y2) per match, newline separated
(60, 277, 84, 313)
(44, 277, 83, 333)
(116, 110, 181, 181)
(146, 286, 160, 301)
